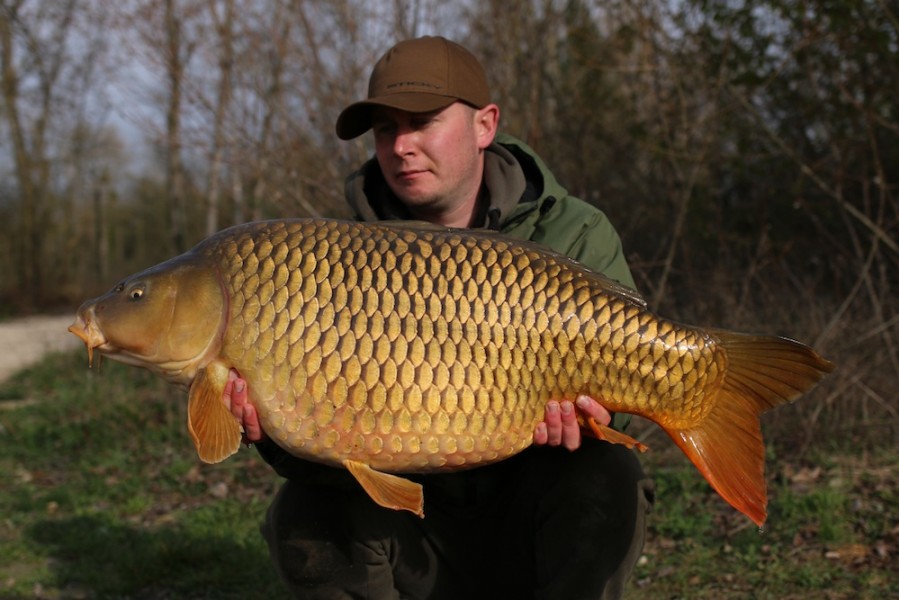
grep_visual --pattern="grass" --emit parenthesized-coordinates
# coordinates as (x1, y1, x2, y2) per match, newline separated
(0, 351, 288, 599)
(1, 351, 897, 599)
(625, 433, 898, 599)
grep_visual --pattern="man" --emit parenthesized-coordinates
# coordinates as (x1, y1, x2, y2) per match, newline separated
(227, 36, 653, 599)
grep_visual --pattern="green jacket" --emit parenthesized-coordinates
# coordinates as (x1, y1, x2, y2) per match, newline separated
(345, 133, 637, 290)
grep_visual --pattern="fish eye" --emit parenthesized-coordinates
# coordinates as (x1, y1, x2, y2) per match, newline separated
(128, 286, 145, 300)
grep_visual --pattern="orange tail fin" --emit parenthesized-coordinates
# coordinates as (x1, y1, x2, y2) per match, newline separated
(665, 331, 834, 526)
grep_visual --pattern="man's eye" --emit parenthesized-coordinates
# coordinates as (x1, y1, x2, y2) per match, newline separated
(373, 122, 395, 135)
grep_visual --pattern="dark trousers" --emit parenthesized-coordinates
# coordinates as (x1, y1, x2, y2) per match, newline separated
(262, 440, 654, 600)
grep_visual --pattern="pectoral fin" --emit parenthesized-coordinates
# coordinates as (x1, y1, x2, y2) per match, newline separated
(343, 460, 424, 518)
(187, 362, 241, 464)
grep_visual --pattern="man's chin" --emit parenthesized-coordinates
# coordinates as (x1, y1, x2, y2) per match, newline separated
(392, 189, 438, 210)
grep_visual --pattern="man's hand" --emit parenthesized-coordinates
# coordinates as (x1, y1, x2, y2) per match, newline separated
(223, 370, 265, 443)
(533, 395, 610, 451)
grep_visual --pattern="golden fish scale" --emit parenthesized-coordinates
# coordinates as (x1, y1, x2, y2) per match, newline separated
(205, 220, 725, 473)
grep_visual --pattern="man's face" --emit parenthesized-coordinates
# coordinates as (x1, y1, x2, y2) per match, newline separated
(371, 102, 496, 224)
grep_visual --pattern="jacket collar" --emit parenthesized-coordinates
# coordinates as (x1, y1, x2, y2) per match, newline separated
(345, 139, 530, 229)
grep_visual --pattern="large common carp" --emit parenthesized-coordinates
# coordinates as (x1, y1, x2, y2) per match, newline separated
(69, 218, 833, 525)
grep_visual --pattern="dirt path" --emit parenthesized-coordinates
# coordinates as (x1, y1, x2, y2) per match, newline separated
(0, 314, 82, 384)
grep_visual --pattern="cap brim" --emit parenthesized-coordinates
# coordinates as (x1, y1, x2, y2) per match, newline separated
(335, 93, 458, 140)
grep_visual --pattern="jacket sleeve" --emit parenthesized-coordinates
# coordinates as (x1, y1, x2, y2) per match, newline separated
(566, 210, 637, 291)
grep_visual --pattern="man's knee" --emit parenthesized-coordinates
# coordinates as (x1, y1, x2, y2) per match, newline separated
(262, 481, 397, 598)
(500, 442, 654, 599)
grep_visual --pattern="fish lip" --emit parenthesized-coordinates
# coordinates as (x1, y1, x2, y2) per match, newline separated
(68, 314, 108, 367)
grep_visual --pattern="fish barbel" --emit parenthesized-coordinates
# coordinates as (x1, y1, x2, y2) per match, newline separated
(69, 218, 833, 524)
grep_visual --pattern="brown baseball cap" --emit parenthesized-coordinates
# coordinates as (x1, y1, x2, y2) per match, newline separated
(335, 36, 491, 140)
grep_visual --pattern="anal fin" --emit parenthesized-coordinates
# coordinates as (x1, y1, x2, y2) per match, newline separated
(585, 418, 649, 452)
(344, 460, 424, 518)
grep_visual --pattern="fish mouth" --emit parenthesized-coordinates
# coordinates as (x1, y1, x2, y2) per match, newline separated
(68, 313, 108, 367)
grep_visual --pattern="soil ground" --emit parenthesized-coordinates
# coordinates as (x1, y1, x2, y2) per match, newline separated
(0, 314, 82, 385)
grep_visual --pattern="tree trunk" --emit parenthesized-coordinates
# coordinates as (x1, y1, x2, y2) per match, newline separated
(0, 3, 39, 304)
(204, 0, 234, 236)
(164, 0, 187, 253)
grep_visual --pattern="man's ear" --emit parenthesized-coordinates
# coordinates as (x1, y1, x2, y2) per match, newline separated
(474, 104, 500, 149)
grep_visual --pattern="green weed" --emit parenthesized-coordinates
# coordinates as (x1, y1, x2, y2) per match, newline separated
(0, 352, 288, 599)
(627, 445, 898, 600)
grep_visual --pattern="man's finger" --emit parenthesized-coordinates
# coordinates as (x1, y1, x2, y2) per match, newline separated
(223, 378, 236, 412)
(534, 422, 548, 445)
(559, 401, 580, 451)
(544, 401, 562, 446)
(242, 403, 263, 443)
(575, 395, 612, 426)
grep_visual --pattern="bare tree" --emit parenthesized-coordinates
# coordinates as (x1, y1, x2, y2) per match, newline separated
(202, 0, 234, 236)
(123, 0, 202, 254)
(162, 0, 190, 252)
(0, 0, 41, 303)
(0, 0, 109, 306)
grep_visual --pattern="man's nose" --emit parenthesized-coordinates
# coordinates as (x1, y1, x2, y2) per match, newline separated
(393, 127, 417, 156)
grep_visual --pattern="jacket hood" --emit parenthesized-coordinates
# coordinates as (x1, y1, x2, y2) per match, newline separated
(344, 133, 568, 229)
